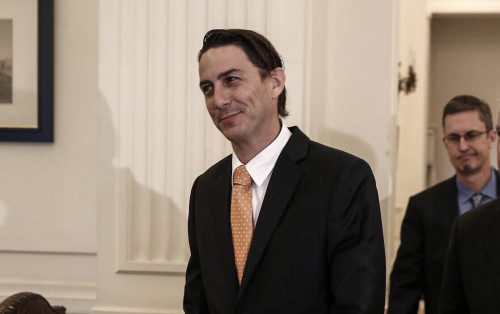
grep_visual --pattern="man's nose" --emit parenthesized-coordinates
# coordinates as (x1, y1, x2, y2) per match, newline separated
(213, 86, 230, 108)
(457, 136, 469, 150)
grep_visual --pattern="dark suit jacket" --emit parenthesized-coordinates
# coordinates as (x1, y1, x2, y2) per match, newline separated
(440, 197, 500, 314)
(388, 171, 500, 314)
(183, 127, 386, 314)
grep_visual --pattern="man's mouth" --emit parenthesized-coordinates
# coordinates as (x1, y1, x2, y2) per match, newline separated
(458, 153, 475, 161)
(219, 112, 240, 123)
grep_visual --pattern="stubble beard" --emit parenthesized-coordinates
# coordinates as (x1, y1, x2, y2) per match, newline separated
(456, 162, 480, 176)
(460, 164, 473, 175)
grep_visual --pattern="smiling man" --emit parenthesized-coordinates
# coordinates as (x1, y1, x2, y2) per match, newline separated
(183, 29, 386, 314)
(388, 95, 499, 314)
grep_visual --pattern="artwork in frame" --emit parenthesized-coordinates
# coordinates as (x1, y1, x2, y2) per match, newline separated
(0, 0, 53, 142)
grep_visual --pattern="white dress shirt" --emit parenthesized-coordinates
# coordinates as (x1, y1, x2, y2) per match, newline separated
(231, 122, 292, 228)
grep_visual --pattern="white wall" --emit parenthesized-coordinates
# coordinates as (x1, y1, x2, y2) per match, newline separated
(392, 0, 430, 269)
(0, 1, 99, 312)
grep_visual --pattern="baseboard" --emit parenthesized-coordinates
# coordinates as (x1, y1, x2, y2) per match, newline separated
(0, 278, 97, 313)
(92, 306, 182, 314)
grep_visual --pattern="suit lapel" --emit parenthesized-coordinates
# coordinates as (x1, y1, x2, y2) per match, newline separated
(437, 177, 459, 231)
(237, 127, 308, 301)
(210, 157, 240, 292)
(485, 204, 500, 303)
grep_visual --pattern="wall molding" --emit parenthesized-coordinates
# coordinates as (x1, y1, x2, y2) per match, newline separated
(429, 1, 500, 15)
(0, 278, 96, 313)
(92, 307, 182, 314)
(109, 0, 313, 275)
(0, 250, 97, 312)
(113, 0, 193, 274)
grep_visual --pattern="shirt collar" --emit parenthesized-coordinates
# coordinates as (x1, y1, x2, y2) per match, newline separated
(232, 121, 292, 187)
(456, 167, 497, 204)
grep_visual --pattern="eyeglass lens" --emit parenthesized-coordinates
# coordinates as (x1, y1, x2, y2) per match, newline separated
(444, 131, 486, 143)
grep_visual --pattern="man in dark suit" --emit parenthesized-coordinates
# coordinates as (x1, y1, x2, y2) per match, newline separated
(439, 197, 500, 313)
(388, 95, 499, 314)
(439, 111, 500, 314)
(183, 29, 386, 313)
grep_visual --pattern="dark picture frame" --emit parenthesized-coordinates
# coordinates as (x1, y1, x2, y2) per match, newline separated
(0, 0, 53, 142)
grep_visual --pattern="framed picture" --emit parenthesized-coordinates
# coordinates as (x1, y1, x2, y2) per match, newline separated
(0, 0, 53, 142)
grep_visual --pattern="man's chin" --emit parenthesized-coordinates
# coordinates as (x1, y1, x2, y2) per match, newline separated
(457, 164, 479, 176)
(219, 127, 245, 142)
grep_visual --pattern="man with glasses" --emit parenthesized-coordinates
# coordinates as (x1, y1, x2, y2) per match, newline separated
(439, 111, 500, 314)
(388, 95, 499, 314)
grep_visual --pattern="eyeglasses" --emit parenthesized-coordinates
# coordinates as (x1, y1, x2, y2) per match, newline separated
(442, 130, 488, 145)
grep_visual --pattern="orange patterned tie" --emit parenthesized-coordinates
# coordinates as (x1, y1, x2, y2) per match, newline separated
(231, 165, 253, 285)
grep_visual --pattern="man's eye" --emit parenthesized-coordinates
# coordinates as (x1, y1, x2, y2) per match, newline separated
(201, 85, 213, 95)
(225, 77, 238, 84)
(464, 131, 481, 140)
(446, 135, 460, 142)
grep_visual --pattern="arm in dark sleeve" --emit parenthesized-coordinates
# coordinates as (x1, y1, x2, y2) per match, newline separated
(328, 159, 386, 313)
(439, 218, 469, 314)
(387, 196, 425, 314)
(183, 178, 209, 314)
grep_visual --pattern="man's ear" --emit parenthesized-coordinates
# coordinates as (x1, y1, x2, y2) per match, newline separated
(270, 68, 285, 99)
(488, 128, 497, 149)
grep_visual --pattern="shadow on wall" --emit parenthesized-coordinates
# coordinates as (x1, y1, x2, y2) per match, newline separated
(0, 88, 47, 237)
(317, 126, 377, 174)
(118, 168, 189, 263)
(99, 95, 189, 266)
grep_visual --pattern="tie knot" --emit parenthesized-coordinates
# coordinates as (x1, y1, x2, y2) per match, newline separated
(233, 165, 252, 187)
(471, 193, 482, 208)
